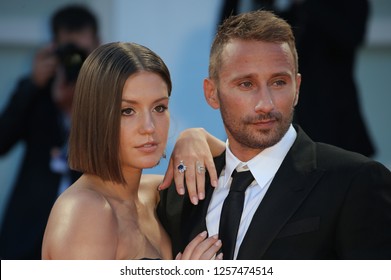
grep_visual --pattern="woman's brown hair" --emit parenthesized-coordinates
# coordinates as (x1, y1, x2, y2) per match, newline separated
(68, 42, 171, 184)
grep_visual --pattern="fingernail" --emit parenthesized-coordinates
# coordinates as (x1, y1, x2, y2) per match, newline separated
(214, 240, 222, 246)
(212, 234, 219, 239)
(178, 187, 185, 195)
(200, 231, 207, 237)
(157, 184, 162, 191)
(198, 192, 205, 200)
(191, 196, 198, 205)
(175, 252, 182, 260)
(216, 253, 223, 260)
(212, 180, 218, 187)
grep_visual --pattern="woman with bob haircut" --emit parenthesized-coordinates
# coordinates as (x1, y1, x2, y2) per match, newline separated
(42, 42, 225, 260)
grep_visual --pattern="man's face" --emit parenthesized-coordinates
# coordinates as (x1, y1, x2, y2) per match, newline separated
(204, 39, 301, 162)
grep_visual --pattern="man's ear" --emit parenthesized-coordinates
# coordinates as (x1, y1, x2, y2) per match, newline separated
(203, 78, 220, 109)
(293, 73, 301, 107)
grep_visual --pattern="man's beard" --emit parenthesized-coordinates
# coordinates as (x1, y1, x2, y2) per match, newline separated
(220, 99, 294, 151)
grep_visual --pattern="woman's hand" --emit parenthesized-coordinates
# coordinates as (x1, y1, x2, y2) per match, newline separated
(158, 128, 225, 205)
(175, 231, 223, 260)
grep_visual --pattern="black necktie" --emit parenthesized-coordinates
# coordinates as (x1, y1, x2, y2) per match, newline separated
(219, 169, 254, 259)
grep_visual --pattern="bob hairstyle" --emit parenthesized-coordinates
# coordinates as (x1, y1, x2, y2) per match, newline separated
(68, 42, 172, 184)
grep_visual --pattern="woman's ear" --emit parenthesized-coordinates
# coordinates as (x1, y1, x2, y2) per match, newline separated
(203, 78, 220, 109)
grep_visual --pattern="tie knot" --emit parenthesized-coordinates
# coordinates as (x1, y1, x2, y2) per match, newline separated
(230, 170, 254, 192)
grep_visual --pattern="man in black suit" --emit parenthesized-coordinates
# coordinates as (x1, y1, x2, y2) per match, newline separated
(0, 5, 100, 259)
(157, 10, 391, 259)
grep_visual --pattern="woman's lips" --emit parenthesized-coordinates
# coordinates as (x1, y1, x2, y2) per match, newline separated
(136, 142, 158, 153)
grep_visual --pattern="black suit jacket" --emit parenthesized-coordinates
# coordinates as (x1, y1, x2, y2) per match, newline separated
(157, 126, 391, 259)
(0, 77, 81, 259)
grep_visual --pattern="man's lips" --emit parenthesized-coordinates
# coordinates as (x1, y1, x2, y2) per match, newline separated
(254, 118, 275, 123)
(250, 118, 277, 129)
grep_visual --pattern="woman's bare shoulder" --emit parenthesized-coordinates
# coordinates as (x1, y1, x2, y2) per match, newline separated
(139, 174, 164, 203)
(42, 181, 118, 259)
(52, 183, 113, 220)
(140, 174, 164, 191)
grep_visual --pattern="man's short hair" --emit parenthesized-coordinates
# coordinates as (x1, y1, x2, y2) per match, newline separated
(209, 10, 298, 81)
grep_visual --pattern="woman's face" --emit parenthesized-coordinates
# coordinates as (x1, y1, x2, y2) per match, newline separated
(119, 71, 170, 171)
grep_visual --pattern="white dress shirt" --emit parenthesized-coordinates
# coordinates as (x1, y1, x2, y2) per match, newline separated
(206, 125, 297, 259)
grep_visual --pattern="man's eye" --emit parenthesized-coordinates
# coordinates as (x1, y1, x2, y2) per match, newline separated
(154, 105, 168, 113)
(239, 81, 252, 88)
(121, 108, 134, 116)
(273, 80, 286, 86)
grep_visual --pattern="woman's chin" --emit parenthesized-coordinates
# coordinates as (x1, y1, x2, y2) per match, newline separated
(141, 157, 165, 169)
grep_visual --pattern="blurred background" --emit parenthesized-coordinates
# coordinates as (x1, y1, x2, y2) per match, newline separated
(0, 0, 390, 233)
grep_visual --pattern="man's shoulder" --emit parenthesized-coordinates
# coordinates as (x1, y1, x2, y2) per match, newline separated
(294, 125, 387, 172)
(311, 141, 391, 178)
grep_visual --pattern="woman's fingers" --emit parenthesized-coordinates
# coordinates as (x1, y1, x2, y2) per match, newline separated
(175, 252, 182, 260)
(159, 156, 217, 206)
(158, 127, 219, 204)
(204, 157, 218, 188)
(180, 231, 207, 259)
(183, 161, 199, 205)
(179, 231, 222, 260)
(195, 161, 206, 201)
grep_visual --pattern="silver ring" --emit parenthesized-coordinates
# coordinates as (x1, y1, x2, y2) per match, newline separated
(177, 160, 187, 173)
(196, 161, 206, 174)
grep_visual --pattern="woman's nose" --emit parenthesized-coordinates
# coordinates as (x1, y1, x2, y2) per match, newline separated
(139, 112, 155, 134)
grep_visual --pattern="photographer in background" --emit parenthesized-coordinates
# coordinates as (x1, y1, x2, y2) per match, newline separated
(0, 5, 100, 259)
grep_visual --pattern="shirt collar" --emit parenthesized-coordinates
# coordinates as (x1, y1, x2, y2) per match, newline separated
(223, 124, 297, 188)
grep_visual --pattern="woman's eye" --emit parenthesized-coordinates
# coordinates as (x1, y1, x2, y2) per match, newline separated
(121, 108, 134, 116)
(154, 105, 168, 113)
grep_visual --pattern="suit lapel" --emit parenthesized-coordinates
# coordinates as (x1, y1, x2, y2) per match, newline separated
(237, 127, 325, 259)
